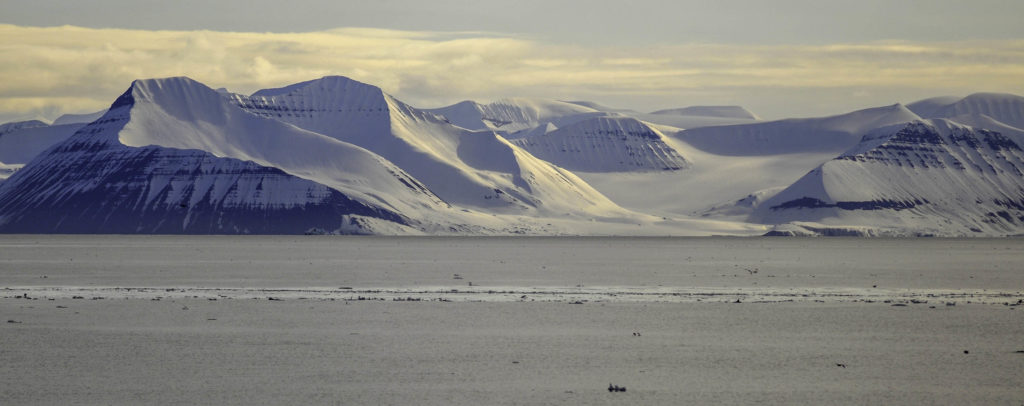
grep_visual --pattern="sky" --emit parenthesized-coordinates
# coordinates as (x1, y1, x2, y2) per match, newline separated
(2, 0, 1024, 123)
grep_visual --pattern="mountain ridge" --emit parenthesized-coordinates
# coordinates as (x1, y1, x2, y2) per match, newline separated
(0, 77, 453, 234)
(2, 76, 1024, 236)
(229, 76, 634, 218)
(752, 119, 1024, 236)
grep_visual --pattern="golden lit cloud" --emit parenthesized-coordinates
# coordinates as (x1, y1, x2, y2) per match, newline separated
(1, 24, 1023, 121)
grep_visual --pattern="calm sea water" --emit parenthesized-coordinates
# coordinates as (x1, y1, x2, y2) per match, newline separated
(2, 235, 1022, 302)
(3, 235, 1023, 405)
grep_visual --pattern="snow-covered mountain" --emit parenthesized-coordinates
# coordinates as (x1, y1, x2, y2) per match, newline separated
(575, 104, 924, 219)
(427, 98, 762, 141)
(508, 116, 689, 172)
(678, 104, 921, 156)
(566, 102, 761, 130)
(52, 110, 106, 126)
(752, 120, 1024, 236)
(0, 77, 448, 234)
(0, 120, 48, 135)
(3, 74, 1024, 236)
(0, 112, 111, 178)
(227, 77, 629, 218)
(425, 98, 604, 135)
(0, 119, 87, 182)
(909, 93, 1024, 131)
(0, 122, 85, 165)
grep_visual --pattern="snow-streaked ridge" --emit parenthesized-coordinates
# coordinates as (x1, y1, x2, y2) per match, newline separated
(753, 119, 1024, 236)
(909, 93, 1024, 132)
(426, 98, 602, 134)
(509, 116, 690, 172)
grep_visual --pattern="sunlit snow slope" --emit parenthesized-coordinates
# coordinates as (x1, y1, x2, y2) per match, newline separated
(229, 77, 629, 218)
(909, 93, 1024, 132)
(753, 120, 1024, 236)
(426, 98, 604, 135)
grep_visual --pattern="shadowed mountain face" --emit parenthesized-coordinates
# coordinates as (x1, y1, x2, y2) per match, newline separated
(0, 78, 427, 234)
(0, 143, 406, 234)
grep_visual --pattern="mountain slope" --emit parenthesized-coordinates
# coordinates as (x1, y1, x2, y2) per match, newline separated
(425, 98, 603, 135)
(0, 77, 447, 234)
(0, 120, 87, 182)
(0, 122, 85, 165)
(52, 110, 106, 126)
(230, 77, 629, 217)
(909, 93, 1024, 131)
(751, 120, 1024, 236)
(678, 104, 921, 156)
(508, 116, 689, 172)
(904, 96, 962, 118)
(566, 102, 760, 130)
(0, 120, 48, 135)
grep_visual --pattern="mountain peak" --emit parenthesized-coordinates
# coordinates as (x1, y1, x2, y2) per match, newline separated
(250, 76, 382, 98)
(129, 76, 208, 97)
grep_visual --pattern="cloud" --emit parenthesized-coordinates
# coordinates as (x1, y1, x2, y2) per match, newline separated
(1, 24, 1023, 122)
